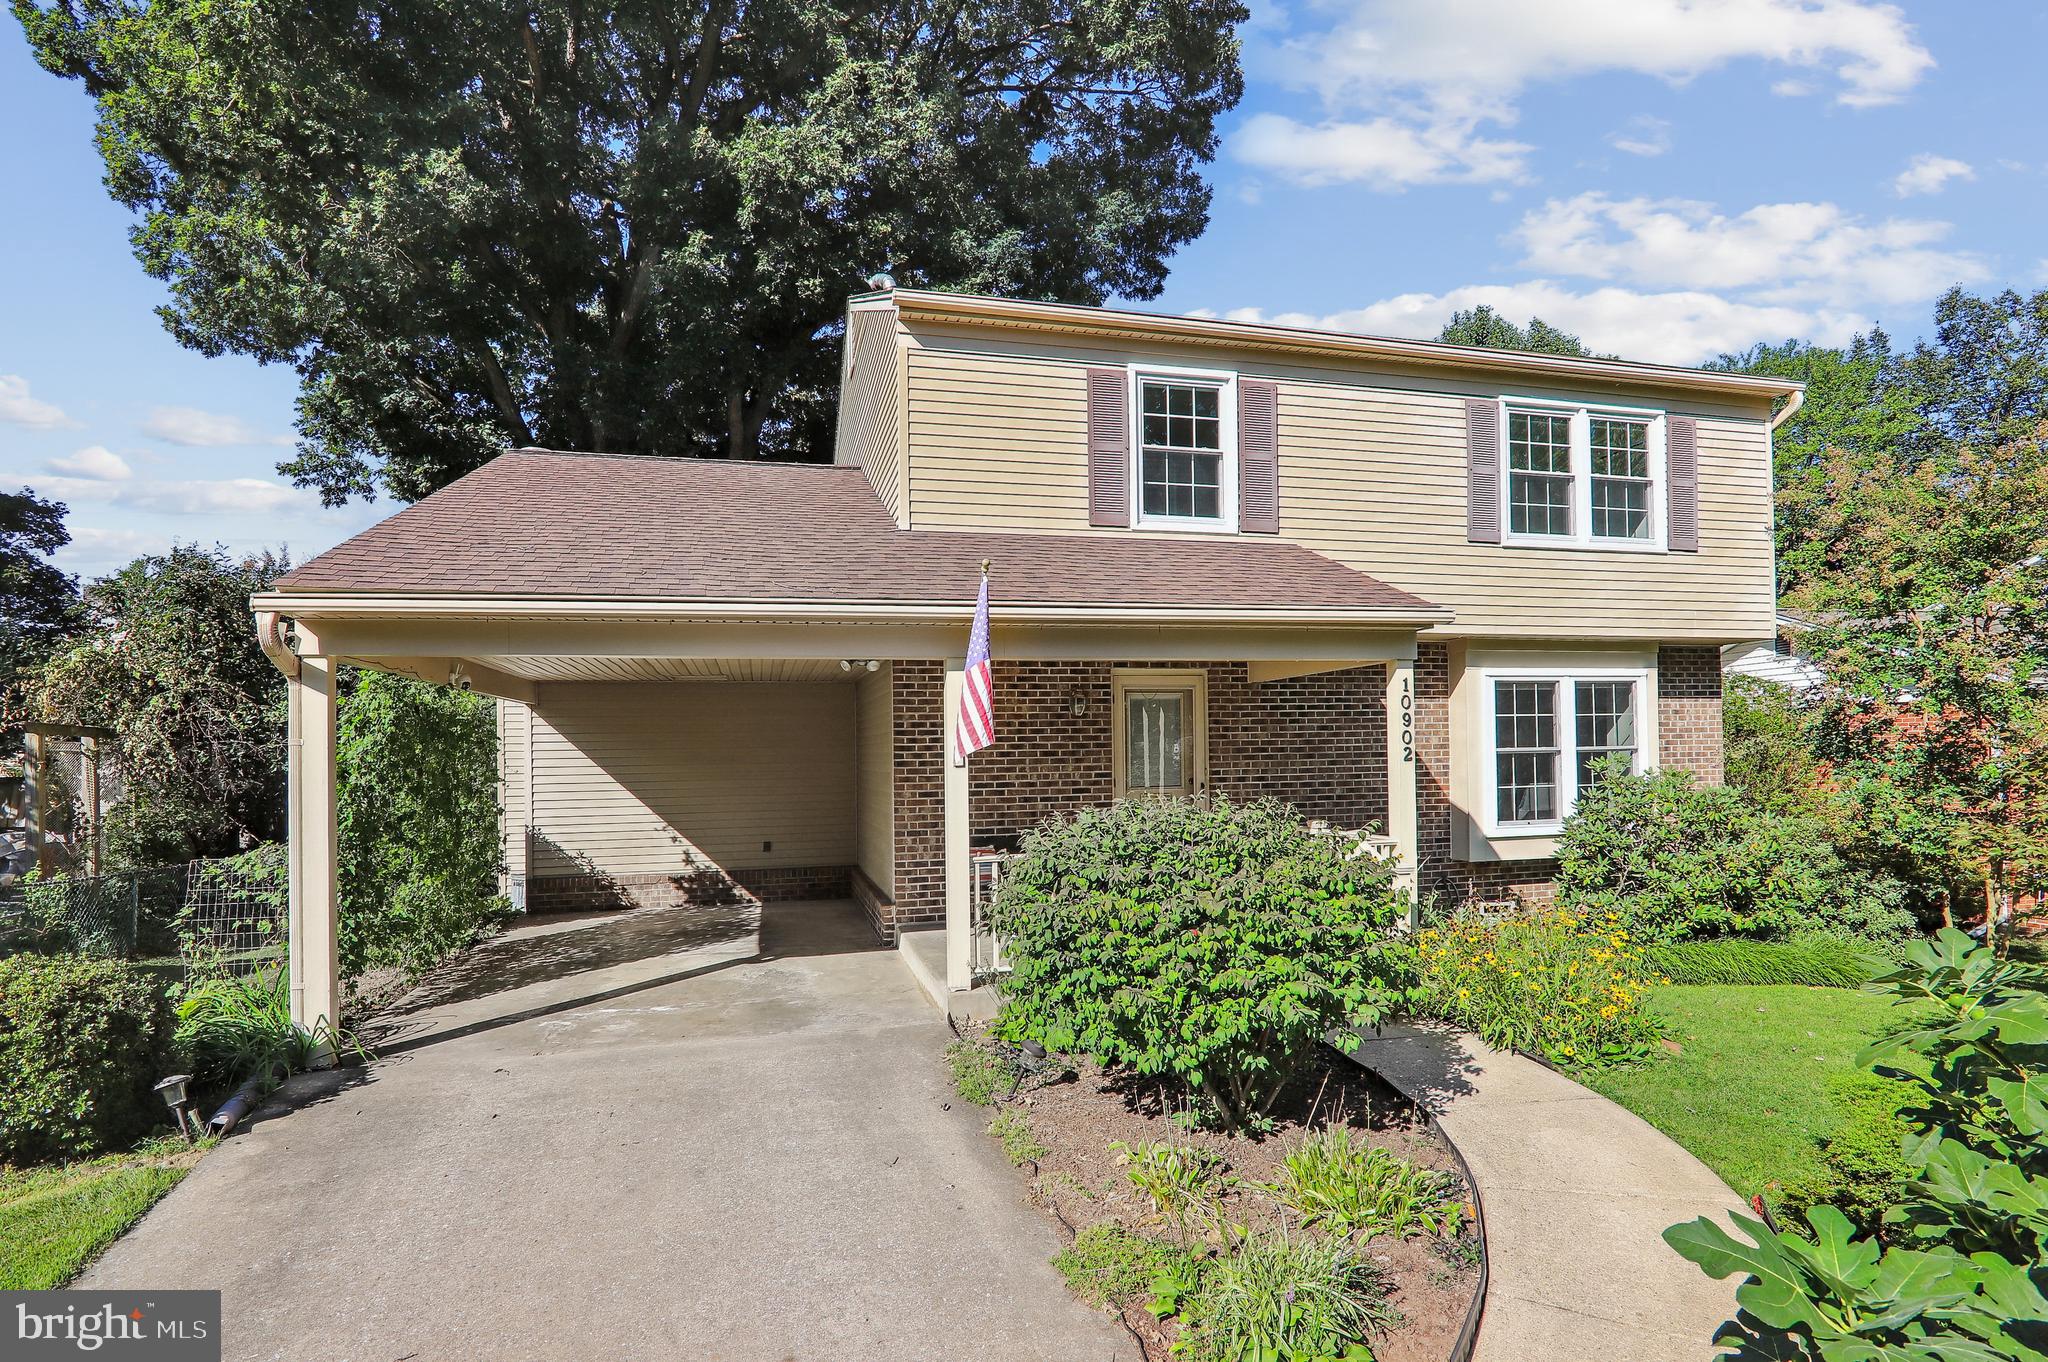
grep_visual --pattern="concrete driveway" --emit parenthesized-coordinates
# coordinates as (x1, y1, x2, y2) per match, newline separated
(85, 901, 1135, 1362)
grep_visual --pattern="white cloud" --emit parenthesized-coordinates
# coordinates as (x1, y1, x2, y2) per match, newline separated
(1892, 153, 1975, 198)
(1607, 115, 1673, 158)
(43, 446, 133, 481)
(32, 474, 319, 517)
(141, 406, 292, 448)
(1210, 281, 1869, 366)
(0, 376, 77, 430)
(1245, 0, 1930, 189)
(1513, 192, 1987, 307)
(1296, 0, 1931, 113)
(1229, 112, 1531, 188)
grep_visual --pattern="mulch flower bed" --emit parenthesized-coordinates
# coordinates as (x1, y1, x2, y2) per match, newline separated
(957, 1033, 1481, 1362)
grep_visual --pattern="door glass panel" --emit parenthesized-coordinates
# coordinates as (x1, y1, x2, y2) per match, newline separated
(1126, 691, 1188, 793)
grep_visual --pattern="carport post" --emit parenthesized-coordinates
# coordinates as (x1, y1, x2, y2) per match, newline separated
(286, 653, 341, 1054)
(944, 656, 973, 992)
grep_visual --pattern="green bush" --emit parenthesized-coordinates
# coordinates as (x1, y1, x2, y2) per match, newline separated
(1054, 1224, 1194, 1309)
(1556, 766, 1917, 945)
(0, 955, 173, 1164)
(337, 670, 510, 985)
(1667, 930, 2048, 1359)
(1158, 1230, 1391, 1362)
(1647, 934, 1886, 988)
(991, 797, 1407, 1131)
(1264, 1128, 1464, 1240)
(1413, 907, 1664, 1067)
(1773, 1074, 1916, 1237)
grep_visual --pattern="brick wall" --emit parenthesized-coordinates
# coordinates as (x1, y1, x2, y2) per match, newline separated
(890, 661, 947, 937)
(1657, 644, 1726, 783)
(526, 865, 850, 912)
(887, 658, 1391, 936)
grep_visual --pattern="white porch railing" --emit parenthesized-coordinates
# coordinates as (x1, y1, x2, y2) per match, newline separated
(969, 848, 1015, 983)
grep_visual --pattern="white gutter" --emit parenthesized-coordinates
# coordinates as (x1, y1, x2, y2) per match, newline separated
(1768, 388, 1806, 431)
(252, 609, 300, 679)
(250, 591, 1454, 630)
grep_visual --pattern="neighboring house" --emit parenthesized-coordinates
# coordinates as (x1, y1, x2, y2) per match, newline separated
(1722, 610, 1825, 691)
(253, 287, 1800, 1023)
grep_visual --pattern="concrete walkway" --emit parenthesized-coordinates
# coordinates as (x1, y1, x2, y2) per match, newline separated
(1341, 1025, 1745, 1362)
(85, 901, 1135, 1362)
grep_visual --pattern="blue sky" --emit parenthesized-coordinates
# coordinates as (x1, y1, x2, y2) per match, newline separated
(3, 1, 2043, 578)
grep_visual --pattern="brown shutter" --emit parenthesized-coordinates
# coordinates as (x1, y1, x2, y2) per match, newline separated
(1237, 379, 1280, 533)
(1666, 415, 1700, 552)
(1465, 398, 1502, 544)
(1086, 367, 1130, 527)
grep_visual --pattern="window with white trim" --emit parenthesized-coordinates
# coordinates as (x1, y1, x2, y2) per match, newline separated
(1137, 373, 1233, 527)
(1503, 401, 1663, 549)
(1484, 672, 1644, 832)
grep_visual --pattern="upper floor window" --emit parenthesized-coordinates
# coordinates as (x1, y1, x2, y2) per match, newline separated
(1137, 374, 1234, 528)
(1503, 401, 1663, 550)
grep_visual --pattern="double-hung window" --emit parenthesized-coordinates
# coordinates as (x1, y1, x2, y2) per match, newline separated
(1502, 401, 1663, 549)
(1484, 671, 1644, 833)
(1137, 372, 1233, 528)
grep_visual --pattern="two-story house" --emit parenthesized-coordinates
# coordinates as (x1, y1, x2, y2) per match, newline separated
(253, 287, 1798, 1025)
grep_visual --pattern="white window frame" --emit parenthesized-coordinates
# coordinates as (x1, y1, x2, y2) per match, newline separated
(1478, 664, 1649, 837)
(1498, 396, 1667, 553)
(1130, 364, 1238, 533)
(1111, 668, 1209, 798)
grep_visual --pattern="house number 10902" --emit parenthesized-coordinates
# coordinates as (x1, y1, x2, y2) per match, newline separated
(1399, 676, 1414, 763)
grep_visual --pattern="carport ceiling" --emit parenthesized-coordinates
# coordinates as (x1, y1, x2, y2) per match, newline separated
(471, 656, 869, 683)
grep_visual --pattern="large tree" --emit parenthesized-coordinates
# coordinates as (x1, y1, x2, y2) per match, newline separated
(22, 546, 290, 865)
(0, 488, 76, 703)
(17, 0, 1246, 501)
(1435, 305, 1594, 358)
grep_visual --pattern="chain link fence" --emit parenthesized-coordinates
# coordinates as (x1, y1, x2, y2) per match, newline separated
(0, 847, 287, 977)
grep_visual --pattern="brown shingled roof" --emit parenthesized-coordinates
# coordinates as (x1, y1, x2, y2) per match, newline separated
(274, 449, 1442, 618)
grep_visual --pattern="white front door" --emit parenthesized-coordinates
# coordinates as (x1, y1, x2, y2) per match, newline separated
(1114, 670, 1207, 798)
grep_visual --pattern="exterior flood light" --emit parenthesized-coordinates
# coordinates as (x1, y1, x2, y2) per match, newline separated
(155, 1074, 199, 1142)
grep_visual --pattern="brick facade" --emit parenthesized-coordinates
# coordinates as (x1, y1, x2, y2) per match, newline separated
(879, 644, 1727, 932)
(885, 659, 1389, 937)
(1657, 644, 1725, 783)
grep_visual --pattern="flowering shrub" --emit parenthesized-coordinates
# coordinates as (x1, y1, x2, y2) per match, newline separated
(1412, 908, 1665, 1067)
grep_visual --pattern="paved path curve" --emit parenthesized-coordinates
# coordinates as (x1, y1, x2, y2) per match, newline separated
(1342, 1025, 1746, 1362)
(85, 902, 1135, 1362)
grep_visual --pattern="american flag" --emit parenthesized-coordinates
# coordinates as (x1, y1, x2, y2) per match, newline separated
(953, 568, 994, 764)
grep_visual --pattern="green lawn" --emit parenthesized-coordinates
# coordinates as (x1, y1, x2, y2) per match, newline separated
(1585, 984, 1918, 1200)
(0, 1140, 202, 1289)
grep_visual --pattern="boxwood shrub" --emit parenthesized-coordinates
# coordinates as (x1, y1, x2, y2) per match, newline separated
(0, 954, 175, 1164)
(989, 796, 1407, 1131)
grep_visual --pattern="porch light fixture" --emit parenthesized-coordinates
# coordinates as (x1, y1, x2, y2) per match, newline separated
(839, 660, 881, 673)
(155, 1074, 198, 1142)
(1068, 686, 1088, 718)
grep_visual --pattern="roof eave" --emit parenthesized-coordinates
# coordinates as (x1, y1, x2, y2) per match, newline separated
(252, 590, 1453, 630)
(885, 289, 1804, 400)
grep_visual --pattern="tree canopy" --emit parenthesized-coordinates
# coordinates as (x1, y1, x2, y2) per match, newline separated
(21, 545, 289, 865)
(1435, 305, 1595, 358)
(17, 0, 1247, 502)
(0, 488, 76, 705)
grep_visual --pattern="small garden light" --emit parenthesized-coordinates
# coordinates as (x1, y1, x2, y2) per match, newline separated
(155, 1074, 199, 1142)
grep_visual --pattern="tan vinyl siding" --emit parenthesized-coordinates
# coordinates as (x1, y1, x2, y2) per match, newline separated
(835, 305, 908, 525)
(525, 682, 856, 880)
(497, 698, 531, 882)
(854, 665, 893, 891)
(899, 326, 1775, 643)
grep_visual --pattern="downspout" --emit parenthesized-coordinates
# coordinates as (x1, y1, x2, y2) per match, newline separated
(254, 610, 300, 679)
(1768, 388, 1805, 432)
